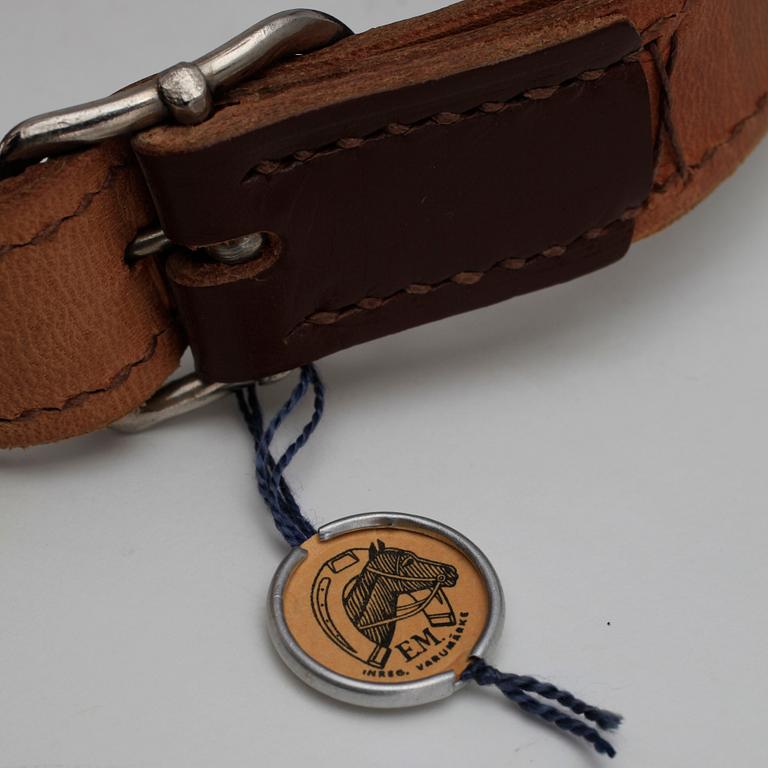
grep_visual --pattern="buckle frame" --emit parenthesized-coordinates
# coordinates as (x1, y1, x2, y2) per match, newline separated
(0, 10, 351, 168)
(111, 371, 291, 433)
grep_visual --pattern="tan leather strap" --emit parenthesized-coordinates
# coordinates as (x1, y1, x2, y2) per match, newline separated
(633, 0, 768, 238)
(1, 0, 766, 448)
(0, 140, 184, 448)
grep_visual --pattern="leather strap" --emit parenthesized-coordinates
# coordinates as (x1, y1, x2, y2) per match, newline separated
(1, 0, 766, 447)
(135, 0, 768, 383)
(152, 21, 654, 382)
(0, 141, 184, 448)
(135, 0, 768, 242)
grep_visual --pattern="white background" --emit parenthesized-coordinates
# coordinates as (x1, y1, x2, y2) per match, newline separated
(2, 2, 767, 767)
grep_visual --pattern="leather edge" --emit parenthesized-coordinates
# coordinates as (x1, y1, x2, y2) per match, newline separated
(0, 327, 184, 449)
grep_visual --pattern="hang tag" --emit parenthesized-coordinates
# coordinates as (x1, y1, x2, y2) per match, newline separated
(245, 372, 623, 757)
(268, 512, 504, 707)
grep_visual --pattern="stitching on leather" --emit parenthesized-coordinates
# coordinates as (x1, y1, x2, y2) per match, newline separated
(0, 325, 172, 424)
(654, 92, 768, 194)
(286, 210, 641, 337)
(288, 89, 768, 337)
(0, 163, 128, 257)
(647, 0, 692, 182)
(648, 37, 689, 180)
(243, 12, 695, 182)
(242, 53, 643, 182)
(239, 14, 690, 182)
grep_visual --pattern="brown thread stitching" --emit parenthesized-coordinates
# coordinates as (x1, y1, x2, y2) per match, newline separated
(647, 0, 692, 181)
(0, 325, 173, 424)
(239, 14, 689, 183)
(196, 10, 677, 135)
(654, 92, 768, 194)
(243, 53, 642, 182)
(0, 163, 129, 257)
(242, 11, 691, 182)
(290, 89, 768, 336)
(288, 211, 640, 336)
(648, 37, 689, 180)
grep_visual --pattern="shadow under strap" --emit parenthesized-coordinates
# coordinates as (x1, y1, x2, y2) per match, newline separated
(236, 365, 325, 548)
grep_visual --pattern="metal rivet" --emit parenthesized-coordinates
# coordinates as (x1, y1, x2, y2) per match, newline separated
(157, 63, 213, 125)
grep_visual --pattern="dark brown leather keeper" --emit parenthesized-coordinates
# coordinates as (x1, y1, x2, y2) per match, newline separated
(147, 22, 652, 382)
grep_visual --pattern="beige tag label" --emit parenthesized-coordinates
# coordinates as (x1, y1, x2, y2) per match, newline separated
(283, 527, 490, 683)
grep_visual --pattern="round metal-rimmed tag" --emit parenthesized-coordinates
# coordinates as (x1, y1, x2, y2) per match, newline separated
(268, 512, 504, 708)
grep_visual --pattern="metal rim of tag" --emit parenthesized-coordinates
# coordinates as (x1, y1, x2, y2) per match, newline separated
(267, 512, 505, 708)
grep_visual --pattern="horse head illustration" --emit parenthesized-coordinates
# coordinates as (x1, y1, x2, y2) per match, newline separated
(342, 539, 459, 652)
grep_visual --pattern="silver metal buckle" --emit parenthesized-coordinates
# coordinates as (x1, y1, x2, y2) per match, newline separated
(0, 10, 352, 431)
(0, 10, 351, 167)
